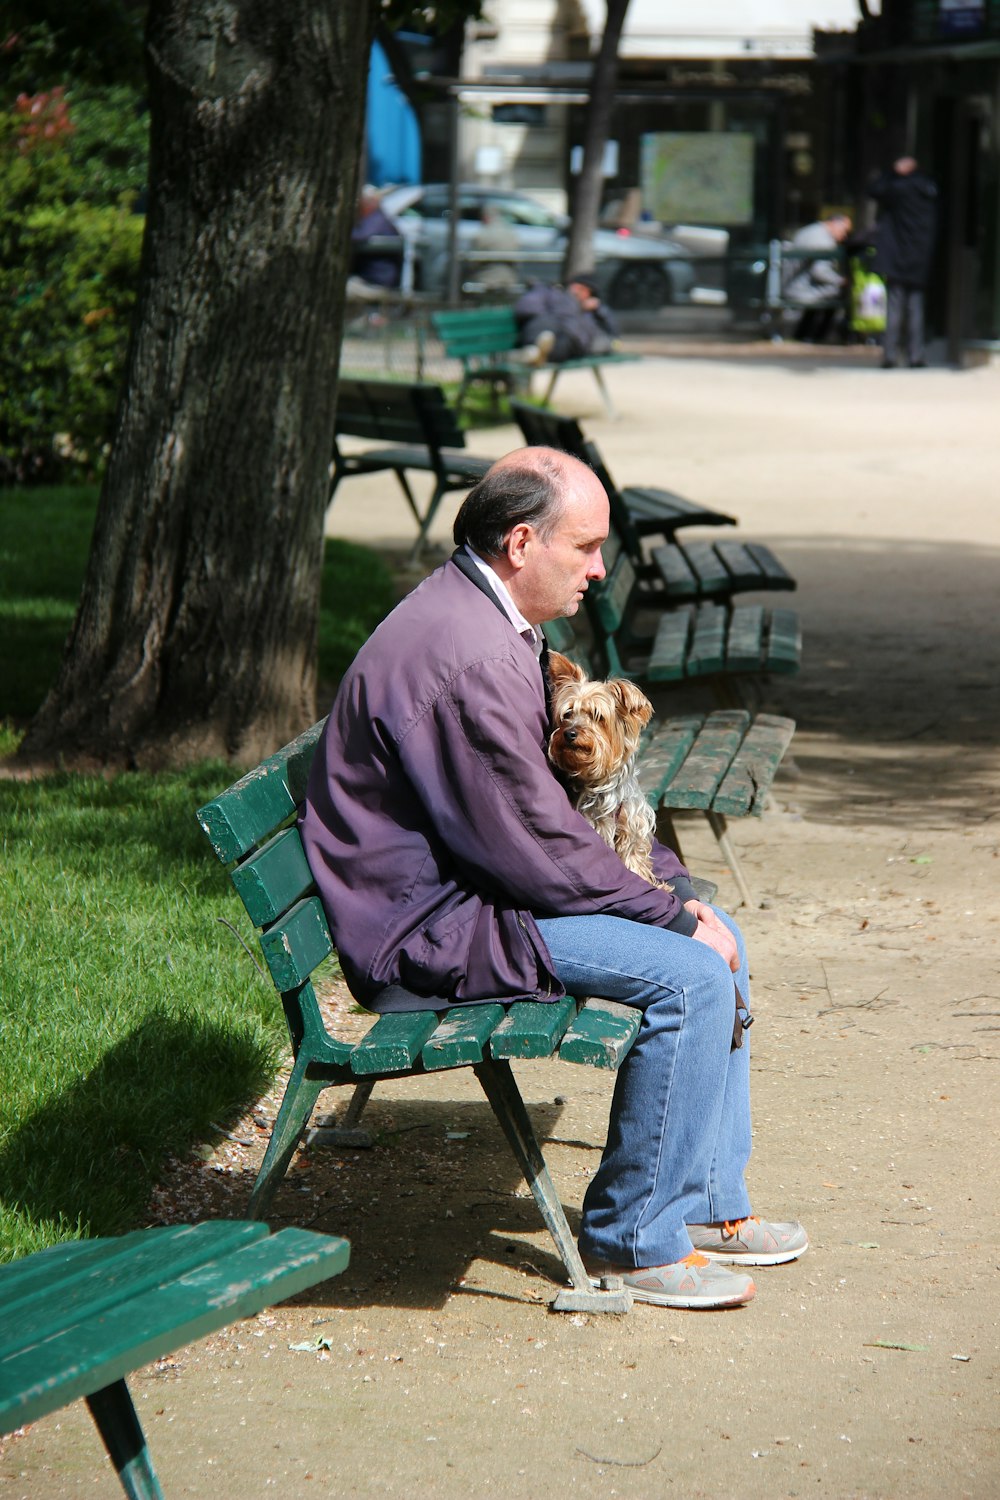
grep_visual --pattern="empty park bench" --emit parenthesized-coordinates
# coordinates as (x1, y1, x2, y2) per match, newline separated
(329, 376, 495, 560)
(431, 305, 638, 419)
(582, 542, 802, 702)
(0, 1220, 349, 1498)
(197, 723, 734, 1317)
(544, 615, 796, 909)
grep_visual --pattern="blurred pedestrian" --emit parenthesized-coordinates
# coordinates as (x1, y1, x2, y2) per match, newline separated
(472, 204, 520, 290)
(349, 185, 402, 293)
(783, 213, 853, 343)
(870, 157, 939, 368)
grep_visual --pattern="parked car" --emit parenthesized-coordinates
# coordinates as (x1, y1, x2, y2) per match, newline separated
(378, 184, 696, 310)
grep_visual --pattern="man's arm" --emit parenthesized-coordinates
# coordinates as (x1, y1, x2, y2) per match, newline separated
(396, 658, 698, 935)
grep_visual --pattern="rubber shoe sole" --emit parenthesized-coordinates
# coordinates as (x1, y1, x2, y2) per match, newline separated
(687, 1217, 809, 1266)
(586, 1252, 755, 1310)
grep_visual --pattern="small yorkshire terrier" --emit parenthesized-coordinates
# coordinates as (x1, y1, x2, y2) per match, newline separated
(546, 651, 670, 890)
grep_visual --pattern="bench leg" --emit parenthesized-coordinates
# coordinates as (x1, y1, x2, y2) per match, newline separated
(86, 1379, 164, 1500)
(307, 1080, 377, 1151)
(390, 467, 424, 532)
(409, 480, 447, 564)
(705, 810, 757, 909)
(591, 365, 617, 420)
(473, 1058, 631, 1313)
(541, 368, 559, 406)
(247, 1051, 326, 1219)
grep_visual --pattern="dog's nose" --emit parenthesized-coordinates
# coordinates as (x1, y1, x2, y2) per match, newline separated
(563, 727, 577, 743)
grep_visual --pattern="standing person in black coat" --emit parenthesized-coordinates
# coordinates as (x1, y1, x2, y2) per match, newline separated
(870, 157, 939, 368)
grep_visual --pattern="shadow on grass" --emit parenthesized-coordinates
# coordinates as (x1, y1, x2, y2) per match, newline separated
(0, 1013, 274, 1253)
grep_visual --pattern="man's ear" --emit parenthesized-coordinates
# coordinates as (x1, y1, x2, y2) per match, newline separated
(505, 522, 532, 571)
(547, 651, 586, 692)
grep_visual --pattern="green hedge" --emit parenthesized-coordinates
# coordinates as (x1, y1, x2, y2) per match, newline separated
(0, 80, 147, 482)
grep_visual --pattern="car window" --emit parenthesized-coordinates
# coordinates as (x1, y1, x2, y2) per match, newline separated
(400, 194, 447, 220)
(495, 198, 560, 229)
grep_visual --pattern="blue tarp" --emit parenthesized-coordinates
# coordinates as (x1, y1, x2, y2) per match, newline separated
(366, 39, 421, 187)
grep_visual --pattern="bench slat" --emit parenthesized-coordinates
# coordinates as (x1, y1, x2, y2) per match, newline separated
(646, 608, 693, 681)
(422, 1004, 506, 1069)
(559, 999, 640, 1069)
(636, 716, 704, 802)
(0, 1226, 350, 1432)
(660, 711, 751, 809)
(196, 720, 326, 865)
(490, 996, 576, 1059)
(0, 1224, 265, 1357)
(686, 603, 729, 675)
(766, 608, 803, 673)
(259, 895, 334, 992)
(349, 1012, 440, 1075)
(712, 713, 797, 817)
(725, 604, 766, 671)
(231, 826, 314, 927)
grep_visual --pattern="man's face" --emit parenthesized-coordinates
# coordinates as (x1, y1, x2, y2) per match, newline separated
(511, 469, 609, 625)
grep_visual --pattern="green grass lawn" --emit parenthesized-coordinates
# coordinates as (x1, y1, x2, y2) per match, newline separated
(0, 486, 396, 1260)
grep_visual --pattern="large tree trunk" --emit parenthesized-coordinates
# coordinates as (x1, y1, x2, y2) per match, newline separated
(563, 0, 631, 280)
(19, 0, 378, 770)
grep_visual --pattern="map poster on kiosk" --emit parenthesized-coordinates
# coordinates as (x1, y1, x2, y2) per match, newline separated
(640, 133, 755, 226)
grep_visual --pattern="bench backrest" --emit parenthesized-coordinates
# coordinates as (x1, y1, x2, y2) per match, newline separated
(196, 722, 355, 1069)
(432, 306, 520, 359)
(335, 377, 466, 453)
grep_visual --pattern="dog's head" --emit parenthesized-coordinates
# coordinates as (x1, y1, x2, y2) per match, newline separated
(546, 650, 654, 786)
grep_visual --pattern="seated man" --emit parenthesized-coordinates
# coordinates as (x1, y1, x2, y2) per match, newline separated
(514, 275, 620, 366)
(782, 212, 852, 343)
(300, 447, 808, 1311)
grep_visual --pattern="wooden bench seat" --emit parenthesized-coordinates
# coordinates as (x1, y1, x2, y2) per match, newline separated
(330, 377, 495, 560)
(0, 1221, 349, 1497)
(197, 725, 657, 1315)
(432, 305, 638, 419)
(544, 616, 796, 909)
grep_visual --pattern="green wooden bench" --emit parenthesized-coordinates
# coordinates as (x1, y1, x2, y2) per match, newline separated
(330, 376, 495, 561)
(601, 519, 795, 609)
(431, 305, 639, 419)
(510, 400, 738, 539)
(583, 544, 802, 696)
(0, 1220, 349, 1499)
(196, 729, 663, 1316)
(544, 616, 796, 909)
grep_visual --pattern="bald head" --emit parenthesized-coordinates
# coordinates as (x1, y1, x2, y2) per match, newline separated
(454, 446, 587, 558)
(454, 447, 609, 625)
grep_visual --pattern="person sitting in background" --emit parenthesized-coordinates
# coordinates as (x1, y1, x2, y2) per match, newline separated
(514, 274, 620, 366)
(348, 185, 402, 294)
(782, 212, 853, 344)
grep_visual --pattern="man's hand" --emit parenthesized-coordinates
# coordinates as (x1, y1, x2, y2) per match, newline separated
(684, 899, 740, 973)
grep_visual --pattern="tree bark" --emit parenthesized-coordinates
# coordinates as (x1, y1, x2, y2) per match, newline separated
(19, 0, 378, 769)
(563, 0, 631, 281)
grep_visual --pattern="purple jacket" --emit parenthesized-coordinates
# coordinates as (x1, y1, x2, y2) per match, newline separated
(300, 555, 697, 1012)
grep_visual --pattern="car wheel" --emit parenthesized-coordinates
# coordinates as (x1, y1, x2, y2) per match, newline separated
(607, 263, 671, 311)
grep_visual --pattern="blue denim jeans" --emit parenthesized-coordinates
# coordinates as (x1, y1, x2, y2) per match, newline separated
(536, 909, 753, 1268)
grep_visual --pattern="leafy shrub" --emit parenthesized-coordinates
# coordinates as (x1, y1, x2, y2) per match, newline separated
(0, 71, 148, 483)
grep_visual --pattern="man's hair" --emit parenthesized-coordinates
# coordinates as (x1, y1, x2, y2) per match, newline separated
(453, 452, 568, 558)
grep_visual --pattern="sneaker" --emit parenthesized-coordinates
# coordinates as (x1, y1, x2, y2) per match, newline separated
(687, 1216, 808, 1266)
(585, 1252, 755, 1309)
(534, 329, 556, 362)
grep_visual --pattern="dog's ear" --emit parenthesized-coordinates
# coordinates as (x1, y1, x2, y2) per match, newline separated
(611, 677, 654, 728)
(547, 651, 586, 692)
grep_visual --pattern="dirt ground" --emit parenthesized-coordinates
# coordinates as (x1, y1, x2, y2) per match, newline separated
(5, 346, 1000, 1499)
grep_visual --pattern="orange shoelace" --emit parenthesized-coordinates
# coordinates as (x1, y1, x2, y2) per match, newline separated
(721, 1216, 759, 1236)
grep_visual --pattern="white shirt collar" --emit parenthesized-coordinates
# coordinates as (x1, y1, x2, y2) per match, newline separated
(464, 545, 542, 655)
